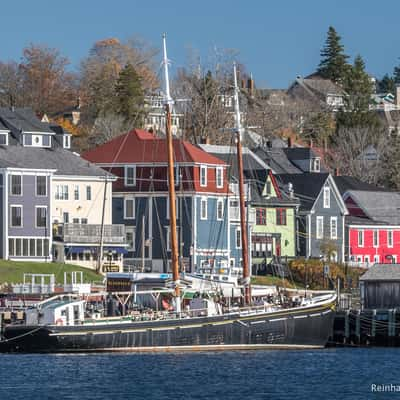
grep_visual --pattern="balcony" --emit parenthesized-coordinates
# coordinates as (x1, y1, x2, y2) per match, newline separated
(54, 223, 126, 244)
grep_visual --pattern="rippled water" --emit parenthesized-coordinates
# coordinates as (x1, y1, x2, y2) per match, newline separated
(0, 348, 398, 399)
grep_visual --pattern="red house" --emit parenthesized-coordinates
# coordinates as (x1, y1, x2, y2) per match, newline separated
(344, 190, 400, 267)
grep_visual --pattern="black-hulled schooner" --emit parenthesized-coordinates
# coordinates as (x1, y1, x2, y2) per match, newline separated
(0, 35, 336, 353)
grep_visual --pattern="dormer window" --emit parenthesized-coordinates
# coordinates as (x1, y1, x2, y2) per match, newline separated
(64, 135, 71, 149)
(23, 133, 52, 148)
(311, 158, 321, 172)
(0, 132, 8, 145)
(124, 165, 136, 186)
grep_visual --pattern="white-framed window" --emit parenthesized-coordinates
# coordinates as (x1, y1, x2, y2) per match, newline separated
(357, 256, 363, 263)
(174, 166, 181, 186)
(72, 218, 80, 224)
(124, 165, 136, 186)
(74, 185, 79, 200)
(55, 185, 68, 200)
(64, 135, 71, 149)
(23, 134, 51, 148)
(35, 206, 47, 228)
(217, 198, 224, 220)
(10, 205, 22, 227)
(81, 218, 88, 224)
(200, 165, 207, 187)
(235, 228, 241, 249)
(200, 197, 208, 220)
(330, 217, 337, 239)
(216, 167, 223, 188)
(35, 176, 47, 197)
(8, 238, 49, 258)
(374, 255, 380, 263)
(323, 186, 330, 208)
(165, 226, 171, 251)
(358, 230, 364, 247)
(10, 175, 22, 196)
(311, 158, 321, 172)
(373, 230, 379, 248)
(126, 226, 135, 251)
(388, 230, 394, 248)
(63, 212, 69, 223)
(364, 255, 370, 264)
(393, 255, 397, 263)
(0, 132, 8, 145)
(86, 186, 92, 200)
(124, 198, 135, 219)
(316, 216, 324, 239)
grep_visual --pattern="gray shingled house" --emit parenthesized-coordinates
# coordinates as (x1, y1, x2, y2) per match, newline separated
(277, 173, 348, 262)
(0, 108, 125, 271)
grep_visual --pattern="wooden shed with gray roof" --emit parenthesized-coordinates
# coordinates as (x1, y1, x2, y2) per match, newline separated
(360, 264, 400, 309)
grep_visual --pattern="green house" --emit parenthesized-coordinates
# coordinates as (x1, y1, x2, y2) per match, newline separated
(250, 171, 299, 272)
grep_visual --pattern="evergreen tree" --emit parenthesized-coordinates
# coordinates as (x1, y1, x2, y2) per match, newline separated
(394, 60, 400, 84)
(377, 74, 395, 94)
(336, 55, 379, 129)
(113, 63, 146, 124)
(317, 26, 349, 83)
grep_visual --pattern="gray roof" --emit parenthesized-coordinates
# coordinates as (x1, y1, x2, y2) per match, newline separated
(345, 190, 400, 224)
(0, 146, 113, 178)
(277, 173, 330, 211)
(0, 120, 9, 131)
(334, 176, 388, 196)
(360, 264, 400, 281)
(0, 108, 54, 134)
(253, 147, 302, 174)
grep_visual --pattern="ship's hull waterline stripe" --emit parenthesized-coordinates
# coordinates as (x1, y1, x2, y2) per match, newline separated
(45, 343, 324, 353)
(49, 303, 334, 337)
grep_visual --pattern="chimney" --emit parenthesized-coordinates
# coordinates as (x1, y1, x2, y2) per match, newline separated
(396, 85, 400, 108)
(287, 137, 292, 148)
(200, 136, 210, 145)
(247, 73, 254, 97)
(288, 182, 294, 198)
(241, 79, 246, 89)
(309, 139, 313, 148)
(334, 168, 340, 176)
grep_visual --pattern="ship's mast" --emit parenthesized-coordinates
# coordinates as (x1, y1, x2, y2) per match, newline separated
(233, 63, 251, 305)
(162, 34, 181, 313)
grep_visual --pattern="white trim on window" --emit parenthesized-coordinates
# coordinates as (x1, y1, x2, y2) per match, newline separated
(330, 216, 337, 240)
(124, 165, 136, 186)
(10, 174, 23, 196)
(235, 228, 241, 249)
(200, 197, 208, 220)
(200, 165, 207, 187)
(217, 198, 224, 220)
(373, 230, 379, 248)
(10, 205, 23, 227)
(124, 197, 135, 220)
(316, 216, 324, 239)
(0, 132, 9, 146)
(35, 175, 47, 197)
(216, 167, 223, 188)
(358, 230, 364, 247)
(35, 206, 47, 228)
(388, 230, 394, 248)
(323, 186, 330, 208)
(374, 255, 380, 263)
(126, 226, 135, 251)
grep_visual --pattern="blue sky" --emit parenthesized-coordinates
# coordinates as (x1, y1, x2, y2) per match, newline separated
(1, 0, 399, 88)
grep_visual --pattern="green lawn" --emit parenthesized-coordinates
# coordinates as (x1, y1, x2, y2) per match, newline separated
(251, 275, 303, 289)
(0, 260, 102, 284)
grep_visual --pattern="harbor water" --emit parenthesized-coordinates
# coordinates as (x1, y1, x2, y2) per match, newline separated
(0, 348, 398, 399)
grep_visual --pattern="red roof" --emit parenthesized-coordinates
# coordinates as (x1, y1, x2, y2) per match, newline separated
(82, 129, 226, 165)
